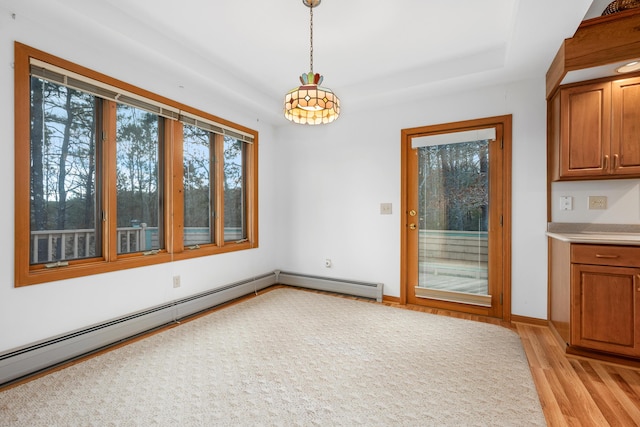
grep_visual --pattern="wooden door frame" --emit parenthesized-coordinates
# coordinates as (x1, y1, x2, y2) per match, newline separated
(400, 115, 512, 321)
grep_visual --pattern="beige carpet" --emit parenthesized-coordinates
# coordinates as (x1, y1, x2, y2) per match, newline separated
(0, 288, 546, 426)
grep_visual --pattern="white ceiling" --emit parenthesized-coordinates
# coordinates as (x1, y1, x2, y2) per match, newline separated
(3, 0, 607, 125)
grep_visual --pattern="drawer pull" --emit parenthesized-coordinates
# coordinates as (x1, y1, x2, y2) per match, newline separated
(595, 254, 619, 259)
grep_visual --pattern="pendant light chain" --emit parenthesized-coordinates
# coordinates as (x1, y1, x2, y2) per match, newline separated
(309, 4, 314, 74)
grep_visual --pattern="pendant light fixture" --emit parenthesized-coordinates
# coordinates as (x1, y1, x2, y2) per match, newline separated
(284, 0, 340, 125)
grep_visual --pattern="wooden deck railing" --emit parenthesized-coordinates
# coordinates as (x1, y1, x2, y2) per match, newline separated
(419, 229, 488, 279)
(30, 226, 243, 264)
(31, 226, 153, 263)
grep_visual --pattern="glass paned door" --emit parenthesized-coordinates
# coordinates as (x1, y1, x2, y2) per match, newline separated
(416, 139, 490, 307)
(402, 117, 509, 319)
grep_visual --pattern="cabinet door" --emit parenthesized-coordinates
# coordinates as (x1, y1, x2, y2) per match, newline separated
(612, 76, 640, 175)
(571, 264, 640, 357)
(560, 82, 611, 178)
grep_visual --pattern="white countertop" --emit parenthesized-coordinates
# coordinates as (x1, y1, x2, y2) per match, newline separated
(546, 231, 640, 246)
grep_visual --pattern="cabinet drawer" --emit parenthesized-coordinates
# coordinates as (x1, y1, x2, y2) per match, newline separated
(571, 244, 640, 267)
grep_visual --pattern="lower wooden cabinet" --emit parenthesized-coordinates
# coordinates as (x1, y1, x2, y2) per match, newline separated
(550, 241, 640, 359)
(571, 263, 640, 357)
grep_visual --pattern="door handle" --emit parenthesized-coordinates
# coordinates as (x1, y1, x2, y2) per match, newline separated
(409, 223, 416, 230)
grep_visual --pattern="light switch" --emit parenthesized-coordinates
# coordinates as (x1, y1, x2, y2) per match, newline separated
(559, 196, 573, 211)
(380, 203, 392, 215)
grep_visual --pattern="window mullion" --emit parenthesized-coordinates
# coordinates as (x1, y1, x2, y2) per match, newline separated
(243, 144, 254, 244)
(102, 100, 118, 261)
(213, 134, 225, 247)
(168, 120, 183, 254)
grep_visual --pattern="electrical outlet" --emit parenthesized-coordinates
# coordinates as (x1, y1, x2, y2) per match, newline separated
(588, 196, 607, 210)
(173, 275, 181, 288)
(380, 203, 392, 215)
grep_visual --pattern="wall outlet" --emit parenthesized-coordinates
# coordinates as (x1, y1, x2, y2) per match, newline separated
(172, 275, 181, 288)
(588, 195, 607, 210)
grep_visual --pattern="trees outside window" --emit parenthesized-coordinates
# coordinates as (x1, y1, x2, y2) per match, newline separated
(116, 105, 162, 254)
(223, 137, 245, 242)
(183, 124, 213, 246)
(30, 77, 99, 264)
(418, 141, 489, 232)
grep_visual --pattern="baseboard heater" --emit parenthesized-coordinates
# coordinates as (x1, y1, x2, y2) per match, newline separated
(276, 270, 383, 303)
(0, 272, 276, 388)
(0, 271, 384, 387)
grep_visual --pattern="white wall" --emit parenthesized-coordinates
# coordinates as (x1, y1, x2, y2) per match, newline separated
(0, 7, 278, 352)
(275, 78, 550, 319)
(552, 180, 640, 224)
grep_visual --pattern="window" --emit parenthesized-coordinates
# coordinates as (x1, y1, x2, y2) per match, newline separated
(15, 42, 258, 286)
(223, 136, 246, 242)
(116, 104, 163, 254)
(29, 76, 100, 264)
(182, 123, 249, 247)
(183, 123, 213, 246)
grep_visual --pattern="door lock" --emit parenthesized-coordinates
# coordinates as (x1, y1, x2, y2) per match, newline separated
(409, 223, 416, 230)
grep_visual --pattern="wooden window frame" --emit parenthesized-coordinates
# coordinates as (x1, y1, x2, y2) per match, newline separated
(14, 42, 259, 286)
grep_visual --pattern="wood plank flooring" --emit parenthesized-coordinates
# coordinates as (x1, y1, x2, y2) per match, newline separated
(516, 322, 640, 426)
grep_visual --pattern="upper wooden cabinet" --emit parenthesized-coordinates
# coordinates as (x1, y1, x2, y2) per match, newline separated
(559, 81, 611, 178)
(546, 10, 640, 183)
(550, 76, 640, 181)
(612, 77, 640, 174)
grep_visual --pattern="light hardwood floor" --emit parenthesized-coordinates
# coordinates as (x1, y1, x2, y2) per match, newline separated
(516, 322, 640, 426)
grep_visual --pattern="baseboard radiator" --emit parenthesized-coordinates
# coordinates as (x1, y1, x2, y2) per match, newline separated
(0, 270, 384, 387)
(0, 272, 276, 388)
(276, 270, 384, 303)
